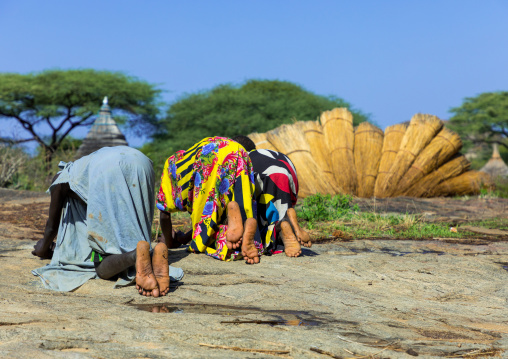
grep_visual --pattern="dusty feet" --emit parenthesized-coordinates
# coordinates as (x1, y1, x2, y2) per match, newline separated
(280, 221, 302, 257)
(241, 218, 260, 264)
(135, 241, 160, 297)
(287, 208, 312, 248)
(226, 201, 243, 250)
(152, 242, 170, 297)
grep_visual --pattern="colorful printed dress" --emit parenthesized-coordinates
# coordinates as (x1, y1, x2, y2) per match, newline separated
(249, 149, 299, 254)
(157, 137, 260, 261)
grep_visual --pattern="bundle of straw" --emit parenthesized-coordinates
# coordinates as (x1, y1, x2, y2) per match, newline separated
(394, 127, 462, 196)
(321, 108, 356, 194)
(296, 120, 339, 192)
(432, 170, 493, 197)
(266, 124, 332, 197)
(248, 132, 278, 151)
(374, 123, 407, 197)
(354, 122, 384, 197)
(380, 114, 443, 197)
(404, 155, 470, 197)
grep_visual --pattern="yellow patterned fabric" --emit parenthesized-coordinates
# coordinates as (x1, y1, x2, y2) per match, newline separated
(157, 137, 257, 260)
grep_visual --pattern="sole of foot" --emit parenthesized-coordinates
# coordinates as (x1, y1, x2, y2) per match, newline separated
(280, 221, 302, 257)
(153, 242, 170, 296)
(287, 208, 312, 248)
(135, 241, 160, 297)
(241, 218, 260, 264)
(226, 201, 243, 250)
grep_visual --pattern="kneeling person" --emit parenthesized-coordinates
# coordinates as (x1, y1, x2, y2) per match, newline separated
(157, 137, 261, 264)
(32, 146, 180, 296)
(232, 136, 312, 257)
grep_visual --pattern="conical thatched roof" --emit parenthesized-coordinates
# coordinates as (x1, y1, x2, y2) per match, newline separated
(75, 97, 128, 159)
(480, 144, 508, 178)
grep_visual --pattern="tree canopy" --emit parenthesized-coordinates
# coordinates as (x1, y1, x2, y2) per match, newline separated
(448, 91, 508, 166)
(0, 69, 162, 162)
(145, 80, 369, 159)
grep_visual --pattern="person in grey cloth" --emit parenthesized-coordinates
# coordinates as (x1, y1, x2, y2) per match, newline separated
(32, 146, 183, 297)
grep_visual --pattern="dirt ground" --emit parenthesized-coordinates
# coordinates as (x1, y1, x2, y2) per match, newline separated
(0, 188, 507, 358)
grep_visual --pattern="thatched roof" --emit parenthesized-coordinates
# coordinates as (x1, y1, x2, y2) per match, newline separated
(75, 97, 128, 159)
(480, 144, 508, 178)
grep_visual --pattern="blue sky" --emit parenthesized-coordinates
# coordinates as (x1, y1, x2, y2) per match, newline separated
(1, 1, 507, 148)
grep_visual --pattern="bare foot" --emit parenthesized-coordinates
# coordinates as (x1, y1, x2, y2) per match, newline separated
(153, 242, 170, 296)
(287, 208, 312, 248)
(135, 241, 160, 297)
(226, 201, 243, 250)
(241, 218, 260, 264)
(280, 221, 302, 257)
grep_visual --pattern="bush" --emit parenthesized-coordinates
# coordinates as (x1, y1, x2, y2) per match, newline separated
(0, 145, 27, 187)
(8, 140, 80, 191)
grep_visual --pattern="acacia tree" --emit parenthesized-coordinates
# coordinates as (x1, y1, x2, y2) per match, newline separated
(147, 79, 369, 158)
(448, 91, 508, 151)
(0, 69, 162, 163)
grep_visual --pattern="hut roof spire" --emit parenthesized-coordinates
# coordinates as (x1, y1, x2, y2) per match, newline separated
(75, 96, 128, 159)
(480, 143, 508, 179)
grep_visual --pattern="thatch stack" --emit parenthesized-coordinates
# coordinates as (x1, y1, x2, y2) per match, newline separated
(321, 108, 356, 194)
(394, 127, 462, 196)
(296, 121, 339, 192)
(404, 155, 470, 197)
(248, 107, 491, 198)
(374, 124, 407, 197)
(248, 132, 278, 151)
(377, 114, 443, 197)
(265, 124, 332, 197)
(433, 171, 493, 197)
(354, 122, 384, 197)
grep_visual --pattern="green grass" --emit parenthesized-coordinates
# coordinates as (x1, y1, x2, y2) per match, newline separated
(296, 193, 505, 240)
(297, 193, 359, 228)
(466, 218, 508, 230)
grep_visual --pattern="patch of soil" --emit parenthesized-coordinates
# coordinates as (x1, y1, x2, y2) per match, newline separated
(354, 196, 508, 221)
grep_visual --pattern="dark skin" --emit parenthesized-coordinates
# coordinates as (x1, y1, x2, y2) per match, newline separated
(159, 211, 192, 249)
(32, 174, 86, 259)
(32, 175, 166, 293)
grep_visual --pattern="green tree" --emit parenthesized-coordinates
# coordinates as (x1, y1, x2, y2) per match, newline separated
(145, 80, 369, 160)
(448, 92, 508, 164)
(0, 69, 162, 164)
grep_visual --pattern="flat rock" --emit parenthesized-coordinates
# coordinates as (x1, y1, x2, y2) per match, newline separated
(1, 190, 507, 358)
(0, 237, 507, 358)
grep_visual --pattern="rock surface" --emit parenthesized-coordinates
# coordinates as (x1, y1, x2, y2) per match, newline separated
(0, 189, 507, 358)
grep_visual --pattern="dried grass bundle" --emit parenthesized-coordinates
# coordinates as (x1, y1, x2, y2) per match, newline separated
(374, 123, 407, 197)
(248, 132, 278, 151)
(320, 108, 356, 194)
(394, 127, 462, 196)
(266, 124, 332, 197)
(433, 170, 493, 197)
(354, 122, 384, 197)
(404, 155, 470, 197)
(381, 114, 443, 197)
(295, 121, 339, 192)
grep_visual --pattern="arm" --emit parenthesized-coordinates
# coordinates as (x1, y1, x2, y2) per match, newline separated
(159, 211, 192, 248)
(32, 181, 66, 259)
(160, 210, 175, 248)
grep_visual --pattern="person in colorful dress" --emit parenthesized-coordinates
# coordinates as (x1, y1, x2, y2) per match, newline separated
(157, 137, 261, 264)
(231, 136, 312, 257)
